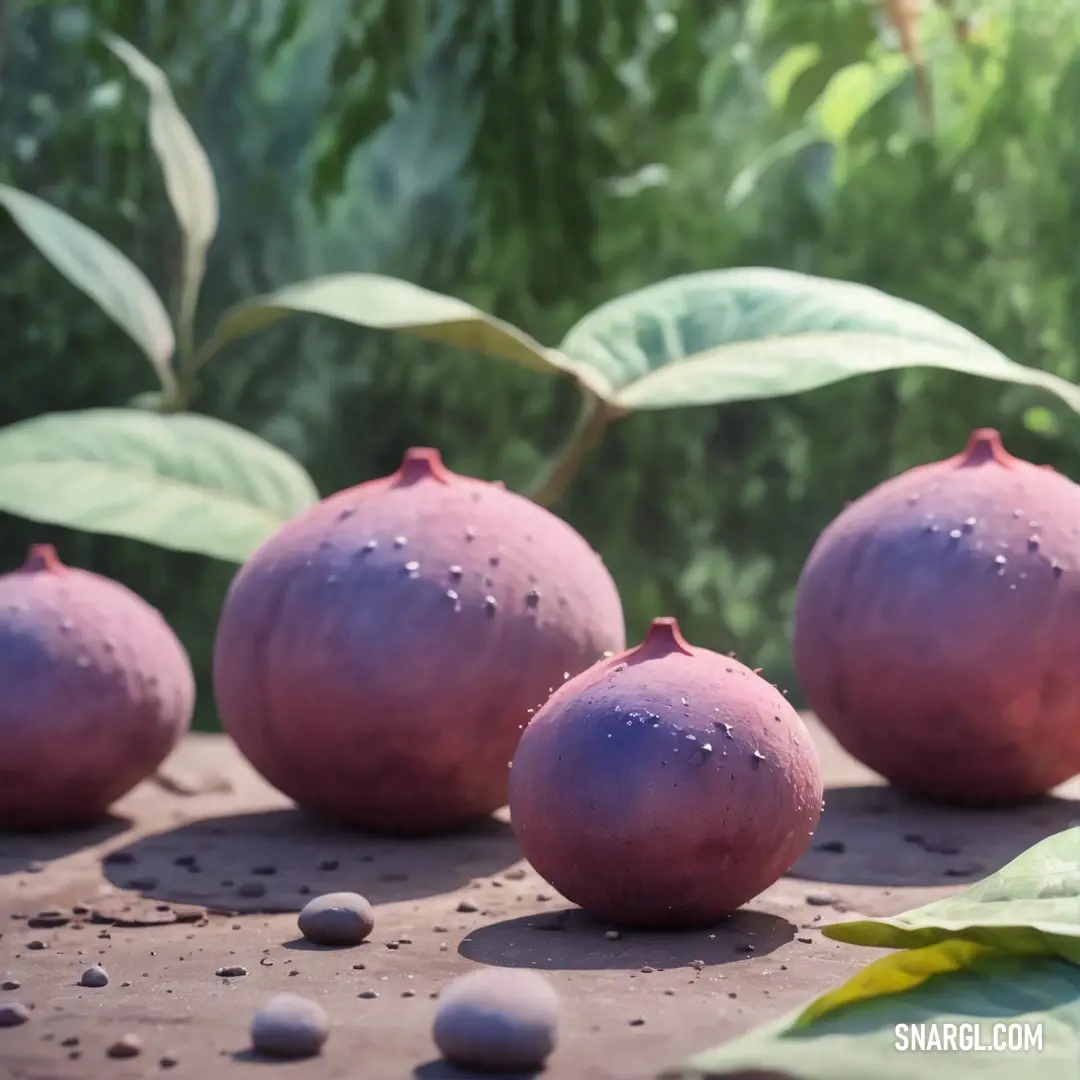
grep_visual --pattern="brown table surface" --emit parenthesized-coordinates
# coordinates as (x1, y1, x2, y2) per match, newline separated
(2, 717, 1079, 1080)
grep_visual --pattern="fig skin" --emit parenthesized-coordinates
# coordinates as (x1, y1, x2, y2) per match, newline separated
(508, 617, 822, 928)
(0, 544, 195, 830)
(213, 447, 625, 834)
(793, 428, 1080, 805)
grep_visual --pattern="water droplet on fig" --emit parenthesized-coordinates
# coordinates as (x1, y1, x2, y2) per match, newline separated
(1028, 536, 1040, 551)
(963, 517, 977, 531)
(446, 589, 459, 602)
(404, 561, 420, 573)
(1053, 563, 1065, 578)
(484, 596, 498, 615)
(465, 527, 477, 541)
(525, 589, 541, 609)
(1013, 508, 1025, 517)
(393, 536, 407, 548)
(337, 507, 355, 522)
(994, 555, 1006, 566)
(59, 617, 73, 632)
(76, 655, 91, 668)
(448, 565, 463, 581)
(103, 639, 116, 653)
(908, 494, 920, 504)
(948, 529, 962, 540)
(362, 540, 377, 553)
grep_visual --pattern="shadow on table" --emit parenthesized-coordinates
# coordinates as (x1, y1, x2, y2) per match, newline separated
(458, 907, 795, 972)
(99, 807, 524, 912)
(414, 1059, 541, 1079)
(0, 814, 131, 879)
(789, 783, 1080, 887)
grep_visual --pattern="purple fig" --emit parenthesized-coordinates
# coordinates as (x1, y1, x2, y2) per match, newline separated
(508, 617, 822, 928)
(212, 447, 625, 834)
(793, 427, 1080, 805)
(0, 544, 194, 830)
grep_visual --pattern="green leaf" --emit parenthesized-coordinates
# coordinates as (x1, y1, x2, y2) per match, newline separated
(664, 949, 1080, 1079)
(765, 44, 823, 112)
(811, 55, 910, 142)
(0, 410, 319, 563)
(557, 268, 1080, 414)
(724, 129, 820, 211)
(104, 34, 219, 361)
(823, 827, 1080, 964)
(192, 274, 604, 393)
(0, 183, 176, 390)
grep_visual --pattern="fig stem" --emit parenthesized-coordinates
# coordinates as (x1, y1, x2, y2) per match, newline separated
(526, 387, 617, 507)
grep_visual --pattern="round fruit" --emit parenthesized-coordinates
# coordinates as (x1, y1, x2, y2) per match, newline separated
(793, 427, 1080, 805)
(508, 617, 822, 928)
(0, 544, 194, 830)
(213, 447, 625, 833)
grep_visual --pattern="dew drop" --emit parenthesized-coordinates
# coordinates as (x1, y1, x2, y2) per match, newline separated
(465, 527, 477, 541)
(907, 494, 920, 504)
(1028, 536, 1041, 551)
(1013, 508, 1025, 518)
(612, 663, 627, 673)
(525, 588, 541, 609)
(484, 595, 498, 615)
(448, 565, 463, 581)
(994, 554, 1006, 566)
(393, 536, 407, 548)
(446, 589, 459, 602)
(404, 561, 420, 573)
(362, 539, 377, 553)
(948, 529, 962, 540)
(76, 655, 91, 668)
(963, 517, 977, 532)
(1053, 563, 1065, 578)
(103, 639, 116, 654)
(59, 618, 74, 632)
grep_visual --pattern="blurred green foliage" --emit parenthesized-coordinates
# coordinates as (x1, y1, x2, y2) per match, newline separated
(3, 0, 1080, 728)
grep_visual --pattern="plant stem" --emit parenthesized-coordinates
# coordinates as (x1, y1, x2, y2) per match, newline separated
(526, 387, 616, 507)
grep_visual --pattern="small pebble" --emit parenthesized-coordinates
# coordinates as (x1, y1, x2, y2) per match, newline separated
(358, 990, 378, 999)
(0, 1002, 30, 1027)
(160, 1052, 179, 1068)
(297, 892, 375, 947)
(78, 965, 109, 988)
(106, 1034, 142, 1059)
(456, 900, 479, 914)
(26, 940, 46, 950)
(216, 966, 248, 978)
(1, 980, 20, 991)
(805, 892, 837, 907)
(604, 930, 621, 941)
(433, 969, 560, 1072)
(251, 994, 329, 1060)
